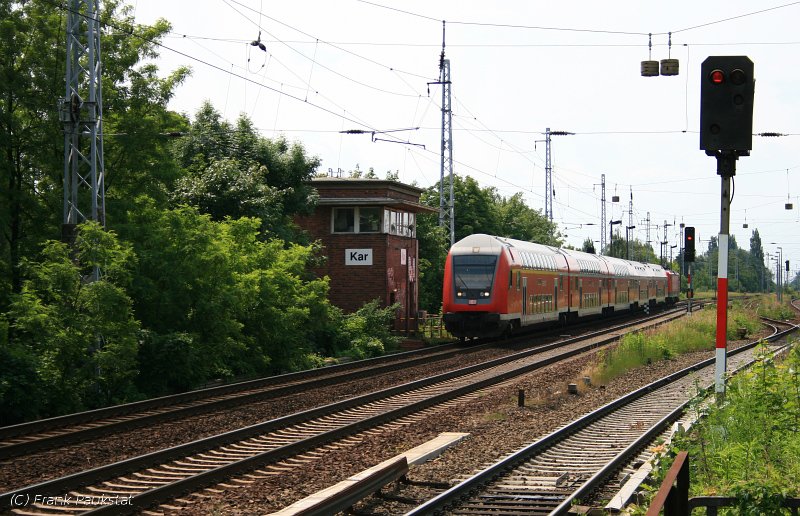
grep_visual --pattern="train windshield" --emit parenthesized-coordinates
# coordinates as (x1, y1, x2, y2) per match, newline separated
(452, 255, 497, 295)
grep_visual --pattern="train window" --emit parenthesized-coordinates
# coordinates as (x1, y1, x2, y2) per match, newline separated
(453, 254, 498, 297)
(517, 271, 521, 290)
(509, 270, 513, 289)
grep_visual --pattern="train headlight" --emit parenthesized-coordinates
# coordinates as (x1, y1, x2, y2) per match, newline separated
(456, 291, 463, 297)
(483, 291, 490, 297)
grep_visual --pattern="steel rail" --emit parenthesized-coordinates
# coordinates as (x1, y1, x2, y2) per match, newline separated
(554, 319, 797, 514)
(0, 311, 684, 513)
(408, 319, 795, 515)
(0, 306, 656, 458)
(0, 342, 462, 441)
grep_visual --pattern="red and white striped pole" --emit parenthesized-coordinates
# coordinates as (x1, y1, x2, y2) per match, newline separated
(714, 156, 735, 399)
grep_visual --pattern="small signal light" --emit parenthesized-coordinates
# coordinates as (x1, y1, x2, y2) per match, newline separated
(684, 226, 696, 262)
(730, 69, 746, 85)
(710, 69, 725, 84)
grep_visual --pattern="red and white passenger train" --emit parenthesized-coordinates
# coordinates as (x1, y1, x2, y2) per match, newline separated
(442, 234, 680, 339)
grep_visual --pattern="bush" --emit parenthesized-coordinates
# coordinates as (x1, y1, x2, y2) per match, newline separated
(334, 300, 401, 360)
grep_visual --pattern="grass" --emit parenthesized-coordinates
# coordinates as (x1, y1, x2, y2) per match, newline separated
(660, 343, 800, 514)
(752, 295, 797, 320)
(581, 304, 762, 387)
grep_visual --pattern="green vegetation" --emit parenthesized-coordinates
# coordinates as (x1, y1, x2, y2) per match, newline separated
(0, 2, 402, 425)
(6, 0, 567, 424)
(753, 296, 797, 320)
(665, 344, 800, 514)
(584, 302, 763, 386)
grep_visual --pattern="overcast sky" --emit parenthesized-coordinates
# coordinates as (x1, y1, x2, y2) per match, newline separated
(131, 0, 799, 271)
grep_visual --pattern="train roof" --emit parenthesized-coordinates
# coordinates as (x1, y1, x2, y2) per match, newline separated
(450, 234, 668, 278)
(450, 234, 560, 256)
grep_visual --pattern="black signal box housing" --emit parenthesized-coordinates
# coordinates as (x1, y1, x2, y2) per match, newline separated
(700, 56, 754, 155)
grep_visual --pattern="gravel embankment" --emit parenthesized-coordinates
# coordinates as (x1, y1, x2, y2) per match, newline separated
(169, 330, 775, 515)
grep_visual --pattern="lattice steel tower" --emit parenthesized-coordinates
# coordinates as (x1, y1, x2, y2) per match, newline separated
(542, 128, 573, 222)
(439, 57, 454, 246)
(61, 0, 106, 243)
(599, 174, 606, 254)
(433, 22, 454, 246)
(544, 128, 553, 221)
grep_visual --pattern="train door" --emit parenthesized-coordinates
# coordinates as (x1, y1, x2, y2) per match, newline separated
(522, 277, 528, 316)
(554, 284, 558, 311)
(598, 278, 602, 308)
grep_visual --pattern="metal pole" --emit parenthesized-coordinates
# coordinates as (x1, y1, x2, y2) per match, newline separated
(714, 152, 736, 400)
(687, 262, 692, 313)
(777, 249, 782, 302)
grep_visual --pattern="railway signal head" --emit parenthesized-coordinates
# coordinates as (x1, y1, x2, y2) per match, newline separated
(700, 56, 755, 155)
(684, 226, 696, 262)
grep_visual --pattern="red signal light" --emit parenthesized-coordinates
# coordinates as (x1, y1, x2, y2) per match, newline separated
(710, 69, 725, 84)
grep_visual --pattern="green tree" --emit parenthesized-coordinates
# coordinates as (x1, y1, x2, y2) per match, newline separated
(170, 103, 320, 239)
(2, 222, 139, 423)
(496, 193, 560, 245)
(1, 1, 73, 310)
(120, 200, 333, 394)
(452, 175, 501, 240)
(415, 212, 449, 313)
(749, 229, 767, 292)
(0, 0, 183, 327)
(172, 157, 284, 226)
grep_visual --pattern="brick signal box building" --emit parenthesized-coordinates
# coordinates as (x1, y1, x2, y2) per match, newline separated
(295, 177, 437, 327)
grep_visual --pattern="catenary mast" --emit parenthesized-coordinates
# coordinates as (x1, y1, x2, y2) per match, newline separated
(61, 0, 106, 266)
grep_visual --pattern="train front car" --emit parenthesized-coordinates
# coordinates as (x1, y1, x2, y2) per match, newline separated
(442, 234, 510, 339)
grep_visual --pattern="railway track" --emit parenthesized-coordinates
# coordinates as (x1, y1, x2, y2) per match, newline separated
(0, 340, 473, 460)
(406, 317, 798, 515)
(0, 310, 686, 515)
(0, 305, 679, 461)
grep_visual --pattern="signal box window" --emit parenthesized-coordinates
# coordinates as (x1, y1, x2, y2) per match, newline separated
(333, 207, 382, 234)
(333, 208, 355, 232)
(383, 208, 416, 237)
(359, 207, 381, 233)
